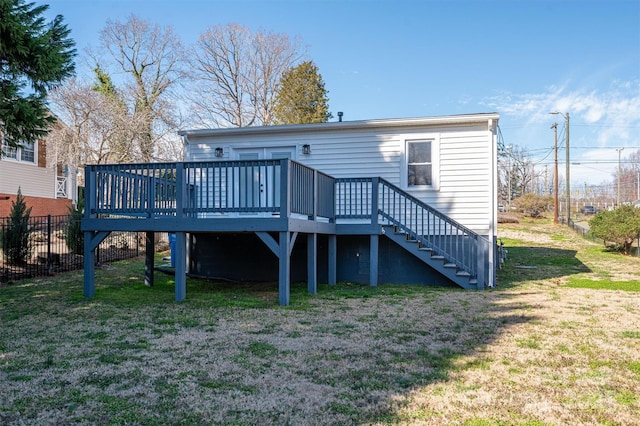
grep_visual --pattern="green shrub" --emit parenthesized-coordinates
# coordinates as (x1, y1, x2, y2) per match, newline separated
(65, 197, 84, 255)
(589, 205, 640, 254)
(0, 188, 33, 265)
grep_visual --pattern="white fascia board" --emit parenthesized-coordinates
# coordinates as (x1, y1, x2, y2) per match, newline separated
(178, 113, 501, 141)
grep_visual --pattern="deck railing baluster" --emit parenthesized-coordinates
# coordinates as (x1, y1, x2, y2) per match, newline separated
(84, 162, 489, 285)
(338, 177, 487, 279)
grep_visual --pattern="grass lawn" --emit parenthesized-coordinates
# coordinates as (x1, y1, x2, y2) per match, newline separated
(1, 219, 639, 425)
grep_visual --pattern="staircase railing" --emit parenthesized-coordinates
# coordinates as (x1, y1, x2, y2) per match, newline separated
(336, 177, 488, 282)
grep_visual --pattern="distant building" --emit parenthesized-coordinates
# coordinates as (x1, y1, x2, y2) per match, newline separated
(1, 129, 78, 217)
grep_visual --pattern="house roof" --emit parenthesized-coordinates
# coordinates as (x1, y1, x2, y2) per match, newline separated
(178, 112, 500, 141)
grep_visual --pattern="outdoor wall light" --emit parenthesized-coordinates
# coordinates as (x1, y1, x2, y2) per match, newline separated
(302, 144, 311, 155)
(214, 147, 224, 158)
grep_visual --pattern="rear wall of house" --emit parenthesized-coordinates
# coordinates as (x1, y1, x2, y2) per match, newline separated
(185, 122, 494, 237)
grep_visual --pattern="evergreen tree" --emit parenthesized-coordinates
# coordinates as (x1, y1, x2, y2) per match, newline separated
(0, 187, 33, 265)
(0, 0, 75, 151)
(92, 65, 120, 102)
(273, 61, 332, 125)
(65, 195, 83, 255)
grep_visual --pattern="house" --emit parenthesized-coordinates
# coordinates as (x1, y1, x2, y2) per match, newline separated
(81, 113, 500, 305)
(0, 131, 78, 217)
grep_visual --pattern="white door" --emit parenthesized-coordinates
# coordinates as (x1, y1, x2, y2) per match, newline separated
(234, 147, 296, 213)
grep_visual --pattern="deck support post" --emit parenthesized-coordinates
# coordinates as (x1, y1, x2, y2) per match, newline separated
(175, 231, 187, 301)
(328, 234, 337, 285)
(278, 231, 291, 306)
(144, 231, 155, 287)
(370, 234, 379, 287)
(307, 233, 317, 294)
(83, 231, 96, 297)
(83, 230, 110, 298)
(369, 178, 380, 287)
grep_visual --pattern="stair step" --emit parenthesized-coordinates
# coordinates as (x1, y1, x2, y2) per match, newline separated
(383, 222, 475, 290)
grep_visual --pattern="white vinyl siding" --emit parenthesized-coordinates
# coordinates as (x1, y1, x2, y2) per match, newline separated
(182, 115, 497, 236)
(0, 159, 56, 198)
(186, 131, 403, 186)
(435, 132, 492, 233)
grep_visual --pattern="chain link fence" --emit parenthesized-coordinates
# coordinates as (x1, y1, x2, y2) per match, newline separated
(0, 214, 170, 283)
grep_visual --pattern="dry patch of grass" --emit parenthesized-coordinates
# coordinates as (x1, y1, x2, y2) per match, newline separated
(1, 223, 639, 425)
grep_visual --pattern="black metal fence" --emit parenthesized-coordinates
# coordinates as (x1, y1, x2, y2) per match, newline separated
(0, 214, 170, 283)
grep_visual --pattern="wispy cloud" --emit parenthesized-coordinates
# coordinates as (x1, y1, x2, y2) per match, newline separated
(484, 80, 640, 147)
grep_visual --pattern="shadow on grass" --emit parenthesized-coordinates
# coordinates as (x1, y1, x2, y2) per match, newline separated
(95, 262, 540, 423)
(497, 245, 592, 289)
(1, 256, 539, 425)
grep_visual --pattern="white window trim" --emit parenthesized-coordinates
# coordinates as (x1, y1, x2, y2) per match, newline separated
(400, 133, 440, 191)
(1, 138, 38, 166)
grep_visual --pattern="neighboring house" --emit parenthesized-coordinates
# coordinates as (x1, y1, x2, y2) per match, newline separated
(82, 113, 500, 305)
(0, 131, 78, 218)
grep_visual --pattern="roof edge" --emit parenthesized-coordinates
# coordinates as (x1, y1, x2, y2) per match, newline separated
(178, 112, 500, 138)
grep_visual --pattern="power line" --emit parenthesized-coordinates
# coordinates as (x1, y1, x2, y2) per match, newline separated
(571, 124, 640, 129)
(571, 146, 640, 150)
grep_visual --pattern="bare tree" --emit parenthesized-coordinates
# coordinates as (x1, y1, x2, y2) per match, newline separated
(498, 145, 534, 204)
(189, 23, 304, 128)
(249, 30, 304, 126)
(615, 149, 640, 202)
(48, 77, 138, 166)
(99, 15, 185, 161)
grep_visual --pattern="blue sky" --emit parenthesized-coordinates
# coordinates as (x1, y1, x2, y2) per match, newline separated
(44, 0, 639, 188)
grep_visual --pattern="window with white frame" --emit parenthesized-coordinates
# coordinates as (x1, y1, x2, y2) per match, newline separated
(21, 141, 35, 163)
(407, 139, 433, 187)
(1, 138, 36, 164)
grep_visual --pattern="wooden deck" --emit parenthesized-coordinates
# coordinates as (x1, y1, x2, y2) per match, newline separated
(82, 160, 490, 305)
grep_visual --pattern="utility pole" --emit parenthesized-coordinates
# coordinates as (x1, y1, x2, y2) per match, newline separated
(531, 164, 535, 193)
(565, 113, 570, 224)
(507, 145, 513, 208)
(616, 147, 624, 206)
(584, 182, 588, 210)
(551, 123, 559, 224)
(550, 111, 570, 225)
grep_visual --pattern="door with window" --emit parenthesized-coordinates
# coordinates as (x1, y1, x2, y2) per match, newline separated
(234, 147, 296, 213)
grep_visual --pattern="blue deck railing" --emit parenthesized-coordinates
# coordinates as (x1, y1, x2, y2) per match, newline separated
(335, 177, 487, 279)
(86, 160, 486, 280)
(86, 160, 336, 221)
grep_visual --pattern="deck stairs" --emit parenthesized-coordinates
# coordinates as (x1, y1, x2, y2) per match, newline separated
(382, 224, 478, 289)
(369, 179, 485, 290)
